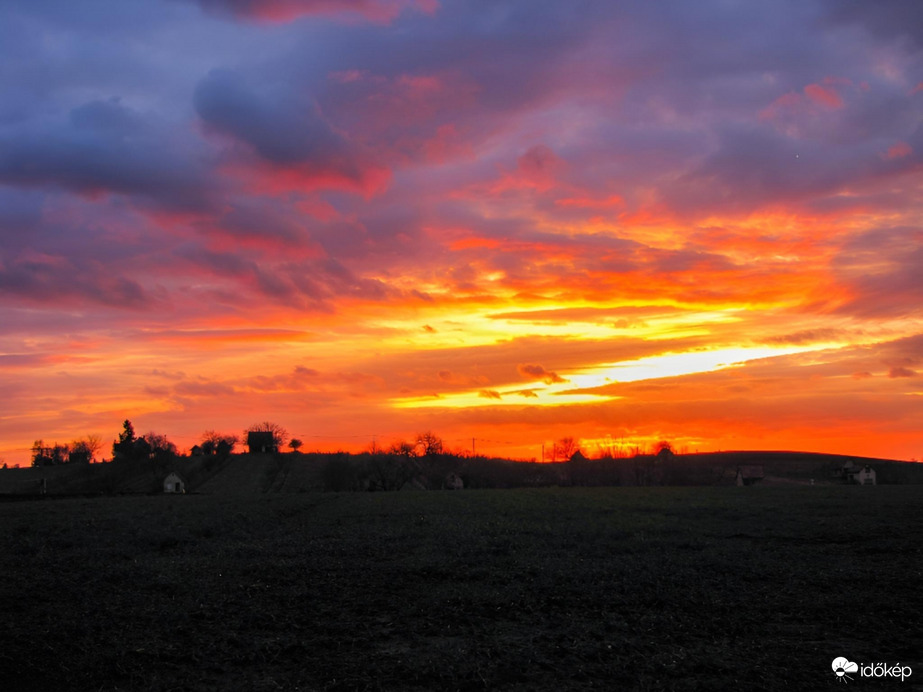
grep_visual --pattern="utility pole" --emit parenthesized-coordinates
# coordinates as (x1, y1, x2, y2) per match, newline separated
(541, 443, 544, 463)
(472, 437, 476, 456)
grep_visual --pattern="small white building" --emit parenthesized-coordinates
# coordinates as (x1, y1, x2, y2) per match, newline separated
(838, 460, 877, 485)
(163, 472, 185, 494)
(444, 472, 464, 490)
(736, 466, 764, 486)
(852, 465, 876, 485)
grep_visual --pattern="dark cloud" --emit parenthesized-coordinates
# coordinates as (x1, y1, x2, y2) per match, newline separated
(0, 99, 213, 210)
(194, 69, 385, 192)
(517, 363, 567, 384)
(195, 70, 339, 166)
(823, 0, 923, 47)
(0, 255, 155, 309)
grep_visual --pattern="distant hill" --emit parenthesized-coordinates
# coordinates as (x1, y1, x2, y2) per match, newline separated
(678, 450, 923, 485)
(0, 450, 920, 497)
(0, 453, 328, 497)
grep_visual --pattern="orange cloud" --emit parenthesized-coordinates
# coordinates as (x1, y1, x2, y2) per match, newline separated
(518, 363, 567, 384)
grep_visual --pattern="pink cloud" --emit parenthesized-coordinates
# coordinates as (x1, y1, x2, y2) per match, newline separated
(882, 141, 912, 160)
(758, 91, 802, 120)
(554, 194, 625, 210)
(195, 0, 437, 23)
(803, 83, 843, 109)
(474, 145, 565, 197)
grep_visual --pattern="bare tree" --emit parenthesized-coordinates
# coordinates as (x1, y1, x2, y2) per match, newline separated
(554, 436, 579, 461)
(415, 431, 444, 457)
(388, 440, 417, 457)
(144, 432, 177, 458)
(201, 430, 238, 455)
(67, 435, 103, 463)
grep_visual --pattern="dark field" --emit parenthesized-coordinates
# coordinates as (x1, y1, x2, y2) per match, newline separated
(2, 487, 921, 691)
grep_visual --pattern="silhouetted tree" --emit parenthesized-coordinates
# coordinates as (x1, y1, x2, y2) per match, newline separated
(655, 440, 674, 455)
(69, 435, 102, 464)
(554, 437, 578, 461)
(112, 420, 136, 461)
(31, 440, 68, 467)
(144, 432, 177, 460)
(388, 440, 417, 457)
(200, 430, 238, 455)
(415, 431, 444, 457)
(367, 453, 419, 491)
(289, 438, 303, 452)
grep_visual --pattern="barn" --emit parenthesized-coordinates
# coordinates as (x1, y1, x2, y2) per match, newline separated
(736, 466, 764, 486)
(444, 473, 464, 490)
(852, 465, 877, 485)
(247, 431, 277, 454)
(163, 472, 185, 494)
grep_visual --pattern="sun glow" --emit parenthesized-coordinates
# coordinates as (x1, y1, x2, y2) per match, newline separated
(391, 342, 844, 411)
(565, 344, 840, 389)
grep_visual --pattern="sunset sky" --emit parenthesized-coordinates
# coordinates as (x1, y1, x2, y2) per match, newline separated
(1, 0, 922, 465)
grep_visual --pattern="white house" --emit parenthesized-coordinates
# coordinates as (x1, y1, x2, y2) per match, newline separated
(163, 472, 185, 494)
(838, 460, 877, 485)
(736, 466, 764, 486)
(444, 472, 464, 490)
(852, 465, 876, 486)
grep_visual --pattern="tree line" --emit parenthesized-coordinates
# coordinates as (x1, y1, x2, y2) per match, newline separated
(28, 418, 464, 467)
(30, 419, 302, 467)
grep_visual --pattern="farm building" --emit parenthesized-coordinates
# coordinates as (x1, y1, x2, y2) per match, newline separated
(851, 465, 877, 485)
(163, 472, 185, 494)
(736, 466, 764, 486)
(247, 431, 277, 454)
(444, 473, 464, 490)
(836, 460, 877, 485)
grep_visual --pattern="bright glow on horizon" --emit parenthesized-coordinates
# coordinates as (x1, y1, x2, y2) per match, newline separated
(392, 343, 845, 410)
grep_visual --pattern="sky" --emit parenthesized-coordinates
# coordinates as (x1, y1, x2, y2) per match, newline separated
(1, 0, 922, 465)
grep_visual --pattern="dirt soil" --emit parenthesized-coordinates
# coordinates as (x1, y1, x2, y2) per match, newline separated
(2, 487, 921, 691)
